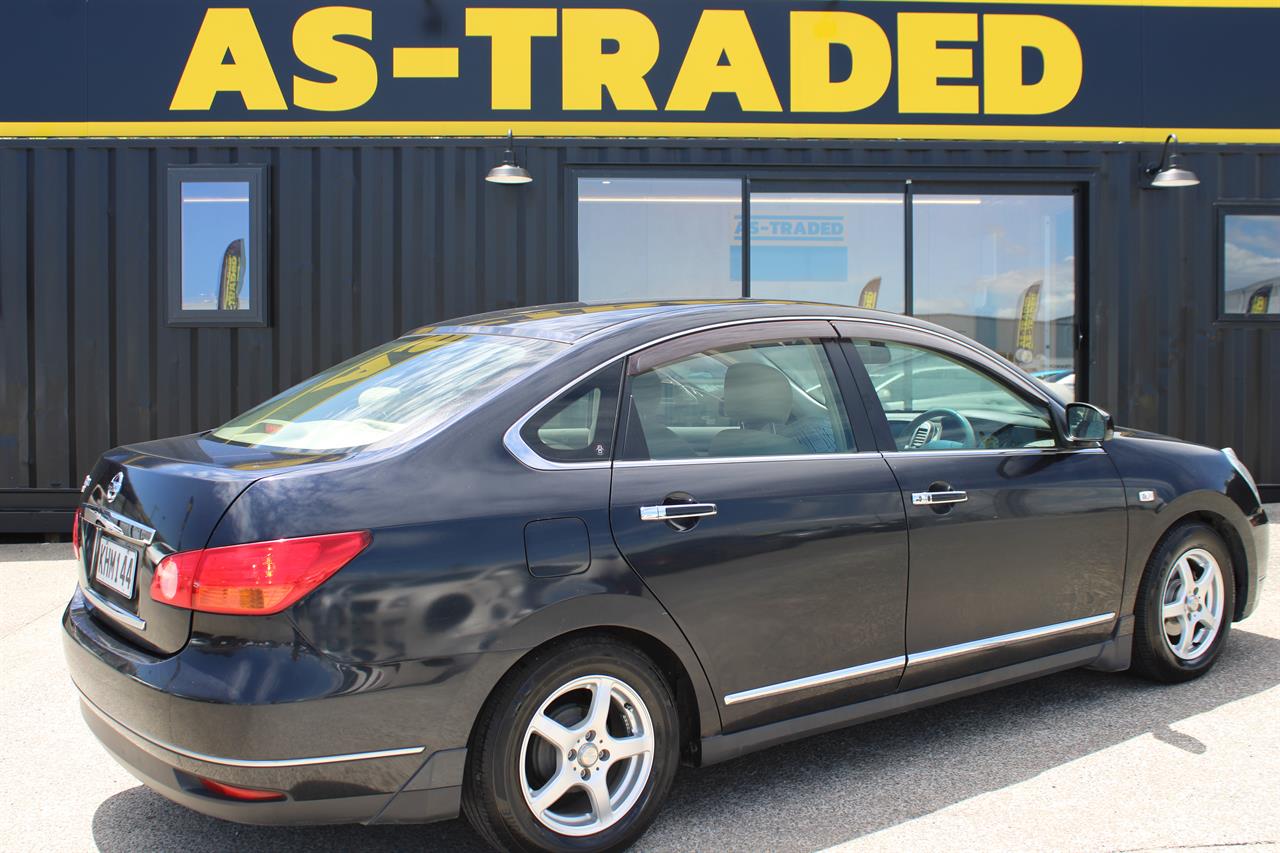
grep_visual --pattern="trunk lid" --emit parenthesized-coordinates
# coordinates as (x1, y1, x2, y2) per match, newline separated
(76, 433, 349, 654)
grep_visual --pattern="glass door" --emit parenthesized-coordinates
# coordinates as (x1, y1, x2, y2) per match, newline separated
(911, 187, 1078, 399)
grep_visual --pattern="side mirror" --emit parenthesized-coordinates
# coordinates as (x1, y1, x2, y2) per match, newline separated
(1064, 402, 1114, 443)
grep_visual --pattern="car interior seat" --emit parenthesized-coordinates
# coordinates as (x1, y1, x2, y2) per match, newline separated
(709, 362, 806, 457)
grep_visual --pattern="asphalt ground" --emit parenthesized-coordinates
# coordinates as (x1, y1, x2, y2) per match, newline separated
(2, 510, 1277, 853)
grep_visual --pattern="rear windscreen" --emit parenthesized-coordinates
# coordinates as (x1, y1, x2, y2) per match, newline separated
(211, 333, 565, 452)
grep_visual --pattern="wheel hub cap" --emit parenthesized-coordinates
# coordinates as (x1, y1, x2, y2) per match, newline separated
(518, 674, 656, 837)
(1161, 547, 1224, 661)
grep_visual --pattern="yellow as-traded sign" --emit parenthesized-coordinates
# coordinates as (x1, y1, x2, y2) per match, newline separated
(5, 1, 1280, 142)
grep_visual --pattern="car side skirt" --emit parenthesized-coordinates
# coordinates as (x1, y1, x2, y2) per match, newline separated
(698, 640, 1112, 767)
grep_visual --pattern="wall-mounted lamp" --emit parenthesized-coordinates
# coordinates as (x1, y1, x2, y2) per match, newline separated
(485, 130, 532, 185)
(1144, 133, 1200, 189)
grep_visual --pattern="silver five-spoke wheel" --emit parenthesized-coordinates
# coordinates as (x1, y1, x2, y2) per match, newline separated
(1161, 547, 1225, 660)
(518, 674, 655, 837)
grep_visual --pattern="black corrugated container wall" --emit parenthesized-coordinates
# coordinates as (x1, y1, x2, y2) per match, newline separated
(0, 139, 1277, 529)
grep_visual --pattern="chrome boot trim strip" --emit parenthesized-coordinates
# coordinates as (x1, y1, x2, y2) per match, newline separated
(79, 691, 425, 768)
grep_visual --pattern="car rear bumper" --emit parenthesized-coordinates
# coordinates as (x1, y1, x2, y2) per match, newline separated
(61, 587, 502, 825)
(77, 692, 460, 825)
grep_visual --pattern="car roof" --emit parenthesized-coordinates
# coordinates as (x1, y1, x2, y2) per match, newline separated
(406, 299, 944, 345)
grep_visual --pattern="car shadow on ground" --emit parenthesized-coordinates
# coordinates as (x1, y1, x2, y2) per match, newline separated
(92, 626, 1280, 853)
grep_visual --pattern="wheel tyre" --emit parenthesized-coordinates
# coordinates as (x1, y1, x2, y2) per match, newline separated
(1131, 522, 1235, 683)
(463, 637, 680, 853)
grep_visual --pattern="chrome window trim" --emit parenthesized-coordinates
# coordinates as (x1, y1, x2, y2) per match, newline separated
(81, 505, 156, 547)
(906, 612, 1116, 667)
(882, 447, 1106, 460)
(504, 313, 1065, 471)
(79, 691, 425, 768)
(723, 656, 906, 706)
(615, 451, 883, 469)
(81, 583, 147, 631)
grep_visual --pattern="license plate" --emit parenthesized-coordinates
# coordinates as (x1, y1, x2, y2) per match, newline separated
(93, 537, 138, 599)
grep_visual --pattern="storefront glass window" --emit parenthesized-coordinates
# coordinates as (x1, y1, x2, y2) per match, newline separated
(166, 165, 268, 326)
(181, 181, 251, 311)
(1222, 213, 1280, 317)
(912, 194, 1076, 392)
(577, 178, 742, 303)
(747, 193, 905, 311)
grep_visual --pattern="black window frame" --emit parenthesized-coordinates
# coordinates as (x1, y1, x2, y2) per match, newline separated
(1216, 201, 1280, 323)
(166, 164, 269, 327)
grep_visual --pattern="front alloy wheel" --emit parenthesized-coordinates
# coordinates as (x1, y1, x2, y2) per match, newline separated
(1133, 522, 1235, 683)
(1159, 547, 1226, 661)
(464, 638, 679, 852)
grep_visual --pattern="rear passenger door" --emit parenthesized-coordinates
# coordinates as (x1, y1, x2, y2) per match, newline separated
(608, 321, 909, 730)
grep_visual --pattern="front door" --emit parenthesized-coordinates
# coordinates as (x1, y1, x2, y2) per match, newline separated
(608, 321, 909, 730)
(840, 326, 1128, 691)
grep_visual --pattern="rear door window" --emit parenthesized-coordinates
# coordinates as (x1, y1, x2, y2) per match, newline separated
(623, 337, 856, 460)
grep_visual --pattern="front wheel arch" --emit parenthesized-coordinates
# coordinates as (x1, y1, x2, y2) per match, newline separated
(1152, 508, 1250, 622)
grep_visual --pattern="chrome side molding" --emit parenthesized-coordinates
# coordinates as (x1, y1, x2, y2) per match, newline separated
(723, 656, 906, 706)
(906, 612, 1116, 667)
(722, 612, 1116, 706)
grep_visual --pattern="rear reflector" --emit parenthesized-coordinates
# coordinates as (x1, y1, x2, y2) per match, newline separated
(199, 777, 286, 802)
(151, 530, 371, 615)
(71, 507, 83, 561)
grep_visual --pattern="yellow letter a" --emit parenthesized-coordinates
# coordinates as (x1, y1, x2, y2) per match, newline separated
(170, 8, 286, 111)
(666, 10, 781, 112)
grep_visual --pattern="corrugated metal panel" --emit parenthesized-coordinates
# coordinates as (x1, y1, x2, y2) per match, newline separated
(0, 139, 1277, 523)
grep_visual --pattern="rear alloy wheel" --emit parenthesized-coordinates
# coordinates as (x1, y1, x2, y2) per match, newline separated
(464, 638, 679, 852)
(1132, 522, 1235, 682)
(520, 675, 655, 836)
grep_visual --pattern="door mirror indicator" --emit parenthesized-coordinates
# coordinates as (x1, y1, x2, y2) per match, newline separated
(1064, 403, 1114, 443)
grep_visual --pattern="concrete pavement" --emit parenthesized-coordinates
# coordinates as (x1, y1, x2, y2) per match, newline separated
(2, 511, 1277, 852)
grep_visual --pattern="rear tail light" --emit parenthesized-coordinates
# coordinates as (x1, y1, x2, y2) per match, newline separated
(71, 507, 83, 561)
(150, 530, 371, 615)
(198, 777, 285, 802)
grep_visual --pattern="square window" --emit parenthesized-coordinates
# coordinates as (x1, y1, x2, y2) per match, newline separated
(167, 166, 268, 326)
(1221, 210, 1280, 318)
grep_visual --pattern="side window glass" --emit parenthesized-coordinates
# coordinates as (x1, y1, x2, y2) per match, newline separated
(521, 362, 623, 462)
(624, 339, 855, 461)
(855, 339, 1055, 451)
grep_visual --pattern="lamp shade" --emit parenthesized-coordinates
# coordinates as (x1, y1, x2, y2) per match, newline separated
(1150, 165, 1200, 188)
(485, 162, 533, 184)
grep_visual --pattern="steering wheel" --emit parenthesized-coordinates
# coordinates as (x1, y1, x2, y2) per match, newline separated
(902, 408, 977, 449)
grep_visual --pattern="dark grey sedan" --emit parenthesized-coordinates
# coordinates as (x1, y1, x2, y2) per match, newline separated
(64, 300, 1268, 852)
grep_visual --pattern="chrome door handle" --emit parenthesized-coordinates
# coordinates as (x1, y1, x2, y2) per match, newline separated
(911, 490, 968, 506)
(640, 503, 718, 521)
